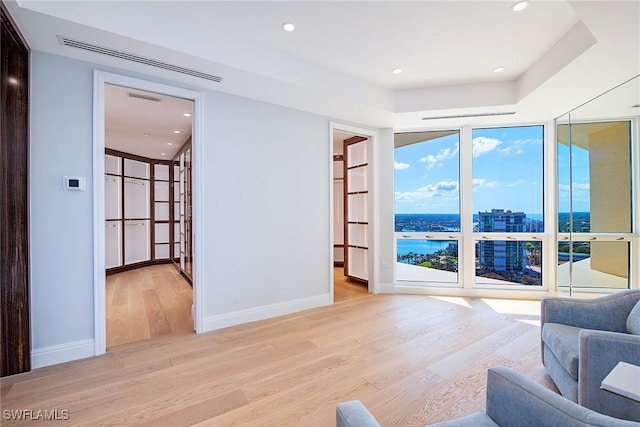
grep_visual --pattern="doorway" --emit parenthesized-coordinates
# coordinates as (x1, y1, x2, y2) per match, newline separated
(103, 83, 194, 348)
(93, 72, 203, 355)
(330, 123, 376, 301)
(103, 83, 195, 347)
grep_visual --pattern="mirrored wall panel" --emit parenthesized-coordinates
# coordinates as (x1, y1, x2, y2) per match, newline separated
(556, 75, 638, 294)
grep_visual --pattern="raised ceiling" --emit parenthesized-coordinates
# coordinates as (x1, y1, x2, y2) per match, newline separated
(5, 0, 640, 129)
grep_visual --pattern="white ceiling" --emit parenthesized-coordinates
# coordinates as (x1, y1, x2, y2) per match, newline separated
(105, 84, 193, 160)
(5, 0, 640, 132)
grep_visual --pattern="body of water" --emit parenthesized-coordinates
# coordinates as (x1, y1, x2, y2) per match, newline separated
(397, 239, 454, 257)
(395, 212, 585, 257)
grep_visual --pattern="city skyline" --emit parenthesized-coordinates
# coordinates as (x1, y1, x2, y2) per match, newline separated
(396, 210, 543, 286)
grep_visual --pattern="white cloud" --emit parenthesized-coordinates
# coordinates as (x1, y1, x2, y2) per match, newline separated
(506, 179, 525, 187)
(558, 183, 590, 192)
(473, 178, 500, 188)
(500, 147, 524, 155)
(394, 161, 410, 170)
(472, 136, 502, 157)
(395, 181, 459, 201)
(498, 138, 541, 156)
(419, 143, 459, 168)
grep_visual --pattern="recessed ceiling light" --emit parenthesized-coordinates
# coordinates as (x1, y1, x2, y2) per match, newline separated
(282, 22, 295, 32)
(493, 66, 505, 73)
(511, 1, 529, 12)
(144, 132, 151, 136)
(391, 68, 403, 75)
(183, 113, 191, 117)
(161, 153, 166, 156)
(167, 142, 173, 146)
(173, 130, 181, 134)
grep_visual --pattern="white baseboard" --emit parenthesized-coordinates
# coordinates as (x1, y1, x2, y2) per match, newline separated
(203, 293, 333, 332)
(378, 282, 396, 293)
(31, 339, 95, 369)
(391, 284, 547, 300)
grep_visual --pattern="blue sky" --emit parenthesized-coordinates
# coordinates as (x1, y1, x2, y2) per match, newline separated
(394, 126, 547, 215)
(558, 143, 591, 212)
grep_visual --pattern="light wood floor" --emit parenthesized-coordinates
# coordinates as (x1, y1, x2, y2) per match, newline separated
(106, 266, 365, 348)
(334, 267, 369, 303)
(106, 264, 194, 348)
(1, 287, 555, 426)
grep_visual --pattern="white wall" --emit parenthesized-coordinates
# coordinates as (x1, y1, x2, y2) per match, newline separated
(201, 87, 333, 322)
(30, 52, 334, 364)
(376, 128, 396, 289)
(30, 53, 95, 352)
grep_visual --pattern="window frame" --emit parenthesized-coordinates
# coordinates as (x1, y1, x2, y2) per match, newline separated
(393, 123, 553, 291)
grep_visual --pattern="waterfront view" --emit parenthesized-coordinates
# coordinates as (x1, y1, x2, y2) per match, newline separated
(395, 212, 589, 286)
(393, 126, 565, 286)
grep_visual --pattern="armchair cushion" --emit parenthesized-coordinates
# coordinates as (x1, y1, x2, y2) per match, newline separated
(541, 323, 581, 379)
(627, 300, 640, 335)
(541, 290, 640, 333)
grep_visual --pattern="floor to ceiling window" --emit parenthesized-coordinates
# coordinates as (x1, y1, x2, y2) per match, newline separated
(472, 126, 544, 287)
(394, 125, 547, 289)
(395, 130, 460, 284)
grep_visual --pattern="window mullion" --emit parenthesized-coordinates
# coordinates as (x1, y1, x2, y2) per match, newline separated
(545, 120, 557, 292)
(460, 126, 474, 289)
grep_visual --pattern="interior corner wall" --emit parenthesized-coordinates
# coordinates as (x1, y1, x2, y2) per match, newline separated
(29, 51, 334, 365)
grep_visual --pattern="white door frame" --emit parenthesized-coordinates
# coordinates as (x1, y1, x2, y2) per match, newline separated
(92, 71, 204, 355)
(329, 122, 379, 297)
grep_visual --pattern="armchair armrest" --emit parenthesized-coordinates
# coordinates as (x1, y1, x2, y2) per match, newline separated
(336, 400, 381, 427)
(541, 290, 640, 332)
(486, 366, 638, 426)
(578, 330, 640, 421)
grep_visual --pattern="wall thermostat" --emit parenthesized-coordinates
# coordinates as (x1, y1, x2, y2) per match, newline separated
(63, 176, 86, 191)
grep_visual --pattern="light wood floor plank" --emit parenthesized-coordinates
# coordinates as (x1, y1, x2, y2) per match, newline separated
(106, 264, 193, 348)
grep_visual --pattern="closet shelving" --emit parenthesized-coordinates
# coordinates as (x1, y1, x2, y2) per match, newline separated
(105, 149, 181, 275)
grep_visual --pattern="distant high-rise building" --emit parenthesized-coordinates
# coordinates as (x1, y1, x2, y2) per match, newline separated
(478, 209, 526, 272)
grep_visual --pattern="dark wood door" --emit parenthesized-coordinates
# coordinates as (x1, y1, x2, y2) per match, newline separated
(1, 4, 30, 376)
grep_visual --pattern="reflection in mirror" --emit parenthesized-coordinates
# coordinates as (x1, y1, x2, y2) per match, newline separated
(557, 121, 632, 234)
(556, 75, 639, 295)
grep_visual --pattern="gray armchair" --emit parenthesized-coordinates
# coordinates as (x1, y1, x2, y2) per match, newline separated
(336, 366, 638, 426)
(541, 289, 640, 421)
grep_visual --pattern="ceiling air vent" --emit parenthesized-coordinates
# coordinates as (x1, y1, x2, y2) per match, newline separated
(57, 35, 223, 83)
(127, 92, 161, 102)
(422, 112, 516, 120)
